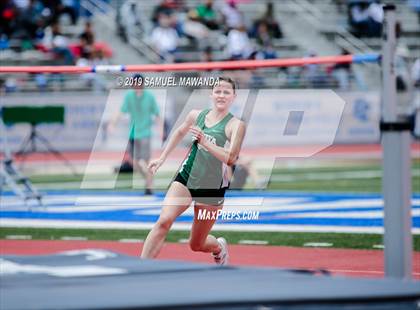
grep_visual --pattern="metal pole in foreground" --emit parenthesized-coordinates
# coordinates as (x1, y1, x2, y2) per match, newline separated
(381, 4, 413, 279)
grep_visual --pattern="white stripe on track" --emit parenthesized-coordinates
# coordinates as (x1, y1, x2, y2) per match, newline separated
(5, 235, 32, 240)
(284, 209, 420, 219)
(238, 240, 269, 245)
(2, 219, 420, 234)
(269, 169, 420, 182)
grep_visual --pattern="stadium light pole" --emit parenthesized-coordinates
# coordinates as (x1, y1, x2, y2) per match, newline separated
(381, 4, 413, 279)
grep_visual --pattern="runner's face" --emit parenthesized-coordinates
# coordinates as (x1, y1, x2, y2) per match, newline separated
(211, 81, 235, 111)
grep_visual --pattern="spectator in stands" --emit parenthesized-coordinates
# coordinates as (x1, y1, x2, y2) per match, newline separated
(395, 21, 413, 94)
(196, 0, 219, 30)
(80, 20, 94, 45)
(219, 0, 243, 32)
(150, 13, 179, 62)
(182, 8, 211, 46)
(76, 47, 108, 91)
(251, 1, 283, 40)
(0, 1, 18, 39)
(366, 0, 383, 37)
(42, 0, 79, 25)
(395, 45, 415, 120)
(254, 21, 272, 47)
(331, 48, 352, 90)
(302, 51, 328, 88)
(152, 0, 185, 37)
(151, 0, 176, 26)
(226, 25, 253, 60)
(257, 42, 277, 60)
(348, 1, 370, 37)
(42, 21, 75, 64)
(20, 0, 46, 40)
(348, 0, 383, 37)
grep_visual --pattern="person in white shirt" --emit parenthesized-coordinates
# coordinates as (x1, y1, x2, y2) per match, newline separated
(150, 13, 179, 62)
(219, 0, 243, 31)
(226, 25, 253, 60)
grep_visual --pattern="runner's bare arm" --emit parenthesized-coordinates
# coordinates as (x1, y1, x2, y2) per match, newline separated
(149, 110, 200, 174)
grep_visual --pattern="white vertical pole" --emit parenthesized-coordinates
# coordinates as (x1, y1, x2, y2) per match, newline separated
(381, 4, 413, 279)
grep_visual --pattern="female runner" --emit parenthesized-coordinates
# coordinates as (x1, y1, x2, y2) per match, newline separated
(141, 77, 246, 265)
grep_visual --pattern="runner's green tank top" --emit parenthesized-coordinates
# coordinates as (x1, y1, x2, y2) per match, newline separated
(179, 109, 234, 189)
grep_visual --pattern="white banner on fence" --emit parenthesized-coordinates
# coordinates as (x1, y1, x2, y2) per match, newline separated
(1, 90, 389, 153)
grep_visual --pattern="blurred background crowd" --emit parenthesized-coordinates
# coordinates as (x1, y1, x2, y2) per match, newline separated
(0, 0, 419, 93)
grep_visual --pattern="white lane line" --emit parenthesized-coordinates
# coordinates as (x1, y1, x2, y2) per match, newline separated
(270, 169, 420, 182)
(5, 235, 32, 240)
(303, 242, 333, 247)
(284, 209, 420, 219)
(25, 169, 420, 189)
(32, 179, 171, 190)
(328, 269, 420, 276)
(238, 240, 269, 245)
(60, 236, 88, 241)
(1, 219, 420, 234)
(119, 238, 144, 243)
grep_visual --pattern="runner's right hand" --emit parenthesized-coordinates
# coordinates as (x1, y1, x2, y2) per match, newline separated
(148, 157, 164, 175)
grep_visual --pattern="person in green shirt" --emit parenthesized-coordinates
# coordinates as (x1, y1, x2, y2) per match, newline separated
(141, 77, 246, 265)
(108, 75, 162, 195)
(196, 0, 219, 30)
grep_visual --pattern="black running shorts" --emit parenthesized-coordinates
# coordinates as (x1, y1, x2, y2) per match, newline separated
(173, 173, 226, 206)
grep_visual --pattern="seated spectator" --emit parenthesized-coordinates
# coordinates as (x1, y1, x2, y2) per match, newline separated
(150, 13, 179, 62)
(348, 0, 383, 37)
(302, 51, 328, 88)
(1, 1, 18, 39)
(152, 0, 184, 37)
(151, 0, 176, 26)
(251, 1, 283, 39)
(71, 21, 112, 60)
(331, 48, 352, 90)
(225, 25, 253, 60)
(348, 1, 370, 37)
(196, 0, 219, 30)
(395, 45, 414, 119)
(183, 9, 211, 46)
(43, 0, 79, 25)
(72, 33, 92, 58)
(367, 0, 383, 37)
(80, 20, 94, 45)
(20, 0, 46, 40)
(219, 0, 243, 31)
(42, 21, 74, 64)
(76, 48, 108, 90)
(254, 22, 272, 47)
(257, 43, 277, 60)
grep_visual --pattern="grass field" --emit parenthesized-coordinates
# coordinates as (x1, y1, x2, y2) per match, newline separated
(25, 160, 420, 192)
